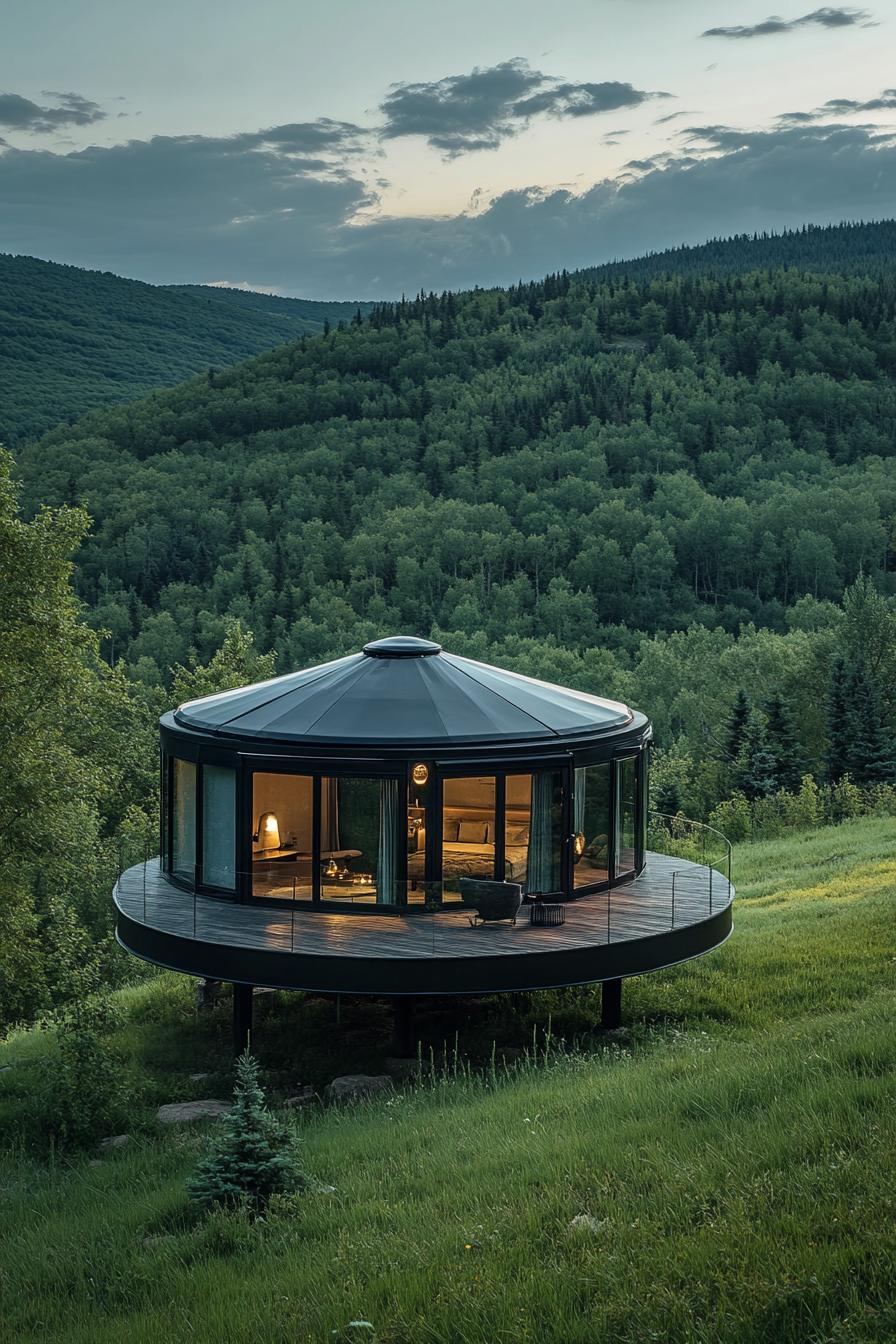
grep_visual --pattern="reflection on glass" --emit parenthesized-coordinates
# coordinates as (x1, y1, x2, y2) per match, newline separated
(251, 773, 313, 900)
(321, 777, 401, 905)
(442, 776, 496, 895)
(527, 770, 563, 895)
(172, 759, 196, 883)
(573, 763, 611, 889)
(202, 765, 236, 890)
(504, 774, 532, 888)
(614, 756, 638, 878)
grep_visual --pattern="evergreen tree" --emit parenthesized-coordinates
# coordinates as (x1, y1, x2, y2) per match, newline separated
(844, 661, 896, 785)
(763, 692, 802, 792)
(722, 689, 751, 764)
(187, 1049, 305, 1211)
(825, 657, 851, 783)
(735, 711, 778, 800)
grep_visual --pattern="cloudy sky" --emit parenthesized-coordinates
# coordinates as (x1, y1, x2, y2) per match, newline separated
(2, 0, 895, 298)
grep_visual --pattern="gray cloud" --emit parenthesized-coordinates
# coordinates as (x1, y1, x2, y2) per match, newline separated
(233, 118, 370, 155)
(1, 119, 894, 299)
(0, 90, 106, 134)
(776, 87, 896, 124)
(703, 7, 872, 38)
(380, 59, 544, 154)
(380, 59, 667, 156)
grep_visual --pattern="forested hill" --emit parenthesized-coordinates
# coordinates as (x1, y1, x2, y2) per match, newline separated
(18, 234, 896, 695)
(585, 219, 896, 283)
(0, 254, 371, 446)
(167, 285, 371, 331)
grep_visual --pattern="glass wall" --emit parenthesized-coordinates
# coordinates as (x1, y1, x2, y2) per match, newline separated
(251, 772, 313, 901)
(573, 763, 611, 890)
(202, 766, 236, 890)
(442, 776, 496, 895)
(526, 770, 563, 895)
(614, 756, 638, 879)
(172, 759, 196, 883)
(321, 776, 399, 905)
(504, 774, 532, 888)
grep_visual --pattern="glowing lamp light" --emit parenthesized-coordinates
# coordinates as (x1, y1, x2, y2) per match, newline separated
(257, 812, 281, 851)
(411, 762, 429, 787)
(574, 832, 586, 859)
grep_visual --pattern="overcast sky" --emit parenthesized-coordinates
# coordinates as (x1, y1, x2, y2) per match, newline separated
(2, 0, 895, 298)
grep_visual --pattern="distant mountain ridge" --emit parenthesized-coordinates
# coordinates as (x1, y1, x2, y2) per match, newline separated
(0, 254, 372, 445)
(584, 219, 896, 282)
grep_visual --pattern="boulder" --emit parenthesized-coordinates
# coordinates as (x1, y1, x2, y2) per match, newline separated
(324, 1075, 393, 1104)
(100, 1134, 130, 1150)
(156, 1099, 230, 1124)
(284, 1086, 317, 1109)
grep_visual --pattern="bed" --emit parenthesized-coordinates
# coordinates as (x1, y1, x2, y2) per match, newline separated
(407, 842, 529, 884)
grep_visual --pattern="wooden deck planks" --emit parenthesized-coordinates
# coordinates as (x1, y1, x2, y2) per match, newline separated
(115, 854, 733, 962)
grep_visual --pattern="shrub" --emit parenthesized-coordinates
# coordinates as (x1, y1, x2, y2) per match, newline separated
(187, 1050, 306, 1212)
(31, 990, 131, 1149)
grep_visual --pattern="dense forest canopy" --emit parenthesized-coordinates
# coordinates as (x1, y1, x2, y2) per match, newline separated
(582, 219, 896, 283)
(0, 254, 373, 446)
(19, 226, 896, 673)
(4, 221, 896, 1030)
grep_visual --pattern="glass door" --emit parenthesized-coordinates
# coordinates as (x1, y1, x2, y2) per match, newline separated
(613, 756, 638, 881)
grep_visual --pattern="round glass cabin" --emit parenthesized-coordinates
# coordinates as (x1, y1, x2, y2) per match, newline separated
(159, 637, 652, 912)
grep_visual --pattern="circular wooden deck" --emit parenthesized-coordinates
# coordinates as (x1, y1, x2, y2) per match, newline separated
(114, 854, 733, 995)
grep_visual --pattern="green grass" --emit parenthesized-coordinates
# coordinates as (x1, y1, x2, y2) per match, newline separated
(1, 818, 895, 1343)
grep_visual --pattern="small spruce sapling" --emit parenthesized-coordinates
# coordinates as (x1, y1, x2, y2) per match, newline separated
(187, 1049, 305, 1211)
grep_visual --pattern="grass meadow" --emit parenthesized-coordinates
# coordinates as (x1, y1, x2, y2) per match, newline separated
(1, 817, 894, 1343)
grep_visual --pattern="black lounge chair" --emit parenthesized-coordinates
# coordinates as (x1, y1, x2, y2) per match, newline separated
(458, 879, 523, 926)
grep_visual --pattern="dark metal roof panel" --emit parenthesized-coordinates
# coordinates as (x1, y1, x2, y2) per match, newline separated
(170, 640, 636, 746)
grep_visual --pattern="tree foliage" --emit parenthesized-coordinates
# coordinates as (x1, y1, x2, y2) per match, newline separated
(187, 1049, 305, 1211)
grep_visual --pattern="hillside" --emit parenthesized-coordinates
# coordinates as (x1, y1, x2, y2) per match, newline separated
(168, 284, 371, 332)
(0, 254, 371, 445)
(1, 818, 894, 1343)
(585, 218, 896, 283)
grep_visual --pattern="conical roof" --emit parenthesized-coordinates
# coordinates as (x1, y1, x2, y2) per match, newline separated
(173, 636, 633, 747)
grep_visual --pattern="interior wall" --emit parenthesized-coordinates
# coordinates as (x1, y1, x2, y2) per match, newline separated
(252, 773, 313, 851)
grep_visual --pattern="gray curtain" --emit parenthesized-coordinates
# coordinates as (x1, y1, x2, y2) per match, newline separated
(528, 771, 555, 895)
(377, 778, 401, 905)
(573, 767, 586, 837)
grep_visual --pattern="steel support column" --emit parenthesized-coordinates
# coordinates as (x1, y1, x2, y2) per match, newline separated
(601, 977, 622, 1029)
(233, 982, 254, 1053)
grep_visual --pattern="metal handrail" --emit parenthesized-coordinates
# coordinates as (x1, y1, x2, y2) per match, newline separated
(647, 810, 732, 927)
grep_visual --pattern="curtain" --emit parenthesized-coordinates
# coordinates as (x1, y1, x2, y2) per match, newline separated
(321, 777, 340, 853)
(527, 771, 556, 895)
(573, 767, 586, 837)
(377, 778, 401, 905)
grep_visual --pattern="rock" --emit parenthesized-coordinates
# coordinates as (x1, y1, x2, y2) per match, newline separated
(569, 1213, 603, 1233)
(142, 1234, 174, 1249)
(156, 1099, 230, 1124)
(195, 978, 220, 1009)
(0, 1065, 12, 1073)
(188, 1072, 210, 1082)
(88, 1159, 103, 1168)
(324, 1075, 393, 1104)
(100, 1134, 130, 1150)
(383, 1056, 427, 1080)
(285, 1086, 317, 1109)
